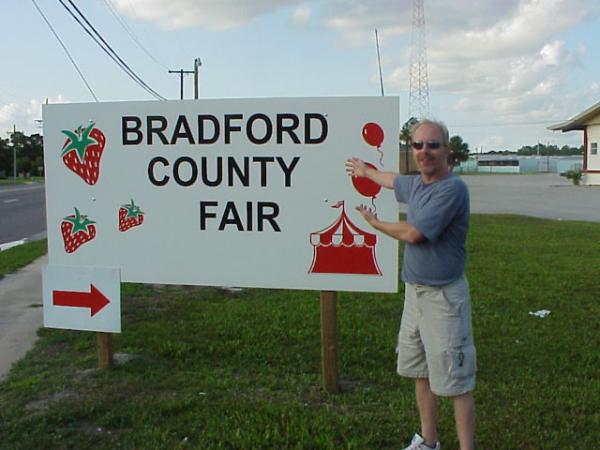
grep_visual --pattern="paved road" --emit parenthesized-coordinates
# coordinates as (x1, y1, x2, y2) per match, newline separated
(0, 183, 46, 244)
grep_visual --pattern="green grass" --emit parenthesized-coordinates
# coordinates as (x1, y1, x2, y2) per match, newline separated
(0, 177, 44, 185)
(0, 239, 47, 277)
(1, 216, 599, 449)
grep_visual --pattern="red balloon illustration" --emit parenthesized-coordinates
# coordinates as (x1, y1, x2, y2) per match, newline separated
(362, 122, 385, 165)
(362, 122, 384, 148)
(352, 162, 381, 199)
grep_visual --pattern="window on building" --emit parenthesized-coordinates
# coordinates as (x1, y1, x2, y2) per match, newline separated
(592, 142, 598, 155)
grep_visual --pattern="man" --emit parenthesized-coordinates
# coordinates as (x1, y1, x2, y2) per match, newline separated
(345, 119, 475, 450)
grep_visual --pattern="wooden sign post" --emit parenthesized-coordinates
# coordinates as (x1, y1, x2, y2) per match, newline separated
(320, 291, 340, 393)
(97, 332, 113, 368)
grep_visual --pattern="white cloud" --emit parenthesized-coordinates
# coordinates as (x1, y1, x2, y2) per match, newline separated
(291, 5, 312, 26)
(0, 96, 67, 136)
(113, 0, 304, 30)
(383, 0, 597, 131)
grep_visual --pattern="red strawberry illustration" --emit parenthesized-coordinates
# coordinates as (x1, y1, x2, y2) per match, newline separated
(61, 122, 106, 185)
(61, 208, 97, 254)
(118, 199, 144, 232)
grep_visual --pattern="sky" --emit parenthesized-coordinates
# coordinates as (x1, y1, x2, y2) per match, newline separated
(2, 0, 599, 152)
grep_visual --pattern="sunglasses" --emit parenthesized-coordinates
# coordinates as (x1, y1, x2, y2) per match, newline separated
(411, 140, 442, 150)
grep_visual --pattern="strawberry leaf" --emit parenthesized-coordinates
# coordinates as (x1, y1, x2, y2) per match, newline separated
(61, 122, 97, 162)
(122, 199, 144, 219)
(64, 207, 96, 235)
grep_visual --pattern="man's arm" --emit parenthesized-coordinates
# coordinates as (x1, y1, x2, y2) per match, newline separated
(355, 205, 424, 244)
(345, 157, 396, 189)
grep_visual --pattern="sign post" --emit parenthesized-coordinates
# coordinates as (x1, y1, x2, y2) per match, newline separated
(320, 290, 339, 393)
(97, 332, 113, 368)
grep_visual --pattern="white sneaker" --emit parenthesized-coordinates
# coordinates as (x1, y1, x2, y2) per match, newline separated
(402, 433, 441, 450)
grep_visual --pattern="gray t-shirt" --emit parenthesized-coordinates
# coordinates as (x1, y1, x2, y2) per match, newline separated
(393, 173, 469, 286)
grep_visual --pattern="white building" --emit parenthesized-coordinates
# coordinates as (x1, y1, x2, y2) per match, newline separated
(549, 101, 600, 185)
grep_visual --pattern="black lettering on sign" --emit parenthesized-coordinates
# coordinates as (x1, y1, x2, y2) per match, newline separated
(305, 113, 328, 144)
(198, 115, 219, 144)
(147, 116, 169, 145)
(200, 156, 223, 187)
(277, 156, 300, 187)
(277, 113, 300, 144)
(253, 157, 275, 187)
(246, 113, 273, 145)
(219, 201, 244, 231)
(224, 114, 243, 144)
(228, 157, 250, 187)
(173, 157, 198, 187)
(199, 201, 281, 232)
(200, 201, 219, 230)
(148, 156, 170, 186)
(122, 116, 142, 145)
(171, 115, 195, 145)
(258, 202, 281, 232)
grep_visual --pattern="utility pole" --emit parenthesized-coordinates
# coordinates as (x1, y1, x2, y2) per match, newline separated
(168, 68, 194, 100)
(169, 58, 202, 100)
(7, 124, 18, 182)
(374, 29, 384, 97)
(194, 58, 202, 99)
(13, 125, 16, 182)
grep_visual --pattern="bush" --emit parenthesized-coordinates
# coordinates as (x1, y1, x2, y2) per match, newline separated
(560, 170, 582, 185)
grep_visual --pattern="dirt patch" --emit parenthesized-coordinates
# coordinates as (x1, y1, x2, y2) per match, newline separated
(25, 390, 76, 412)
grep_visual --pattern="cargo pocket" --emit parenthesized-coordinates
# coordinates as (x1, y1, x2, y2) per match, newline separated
(448, 342, 476, 380)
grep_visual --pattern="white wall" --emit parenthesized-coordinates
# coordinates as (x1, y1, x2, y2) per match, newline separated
(586, 123, 600, 171)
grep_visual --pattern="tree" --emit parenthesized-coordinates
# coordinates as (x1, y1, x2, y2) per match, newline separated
(0, 131, 44, 178)
(399, 117, 418, 173)
(399, 117, 418, 149)
(0, 138, 10, 177)
(448, 135, 470, 169)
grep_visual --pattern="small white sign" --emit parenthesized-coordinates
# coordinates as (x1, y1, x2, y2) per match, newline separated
(43, 265, 121, 333)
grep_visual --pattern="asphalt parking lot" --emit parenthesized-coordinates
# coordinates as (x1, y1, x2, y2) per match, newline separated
(400, 173, 600, 222)
(465, 173, 600, 221)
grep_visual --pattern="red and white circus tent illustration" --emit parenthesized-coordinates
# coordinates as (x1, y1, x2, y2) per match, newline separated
(309, 201, 382, 275)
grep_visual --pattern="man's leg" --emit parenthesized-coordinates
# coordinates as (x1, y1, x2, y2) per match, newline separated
(453, 391, 475, 450)
(416, 378, 438, 447)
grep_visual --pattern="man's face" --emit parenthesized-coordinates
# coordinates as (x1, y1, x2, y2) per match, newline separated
(411, 123, 451, 181)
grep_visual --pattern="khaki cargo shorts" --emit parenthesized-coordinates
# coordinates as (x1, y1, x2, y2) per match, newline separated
(396, 275, 476, 397)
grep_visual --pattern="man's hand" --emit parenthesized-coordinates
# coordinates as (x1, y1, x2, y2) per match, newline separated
(345, 157, 368, 177)
(345, 157, 396, 189)
(355, 204, 425, 244)
(355, 204, 378, 225)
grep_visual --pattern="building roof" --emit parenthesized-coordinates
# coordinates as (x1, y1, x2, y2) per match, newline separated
(548, 100, 600, 132)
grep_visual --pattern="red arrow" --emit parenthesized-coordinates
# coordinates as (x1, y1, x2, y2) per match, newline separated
(52, 284, 110, 317)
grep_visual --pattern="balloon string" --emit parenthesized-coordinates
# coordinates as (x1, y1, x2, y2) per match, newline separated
(377, 148, 384, 166)
(371, 196, 377, 214)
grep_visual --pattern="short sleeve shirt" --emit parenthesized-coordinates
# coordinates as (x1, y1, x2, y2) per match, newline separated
(393, 173, 469, 286)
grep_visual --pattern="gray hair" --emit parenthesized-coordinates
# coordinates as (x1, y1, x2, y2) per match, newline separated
(409, 119, 450, 145)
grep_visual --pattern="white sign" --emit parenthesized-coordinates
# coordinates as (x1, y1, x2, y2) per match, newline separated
(43, 265, 121, 332)
(43, 97, 399, 292)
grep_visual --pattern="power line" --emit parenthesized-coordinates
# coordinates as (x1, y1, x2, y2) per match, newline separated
(31, 0, 99, 102)
(57, 0, 166, 100)
(101, 0, 170, 71)
(61, 0, 166, 100)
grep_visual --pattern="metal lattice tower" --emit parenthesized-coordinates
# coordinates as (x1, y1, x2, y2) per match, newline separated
(408, 0, 430, 119)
